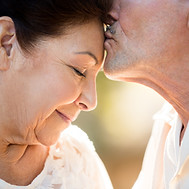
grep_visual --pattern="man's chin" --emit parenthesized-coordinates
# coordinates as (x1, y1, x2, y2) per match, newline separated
(103, 55, 122, 81)
(103, 65, 124, 82)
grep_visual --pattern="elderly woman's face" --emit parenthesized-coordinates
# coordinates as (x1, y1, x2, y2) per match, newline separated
(2, 19, 104, 146)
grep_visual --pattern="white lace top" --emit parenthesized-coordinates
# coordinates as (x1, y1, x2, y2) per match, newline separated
(0, 125, 113, 189)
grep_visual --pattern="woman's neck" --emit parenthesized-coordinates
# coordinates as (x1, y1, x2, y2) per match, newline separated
(0, 143, 49, 186)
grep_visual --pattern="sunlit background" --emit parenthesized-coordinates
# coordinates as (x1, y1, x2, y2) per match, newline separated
(73, 71, 165, 189)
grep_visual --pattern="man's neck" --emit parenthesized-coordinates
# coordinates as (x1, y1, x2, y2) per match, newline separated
(123, 60, 189, 127)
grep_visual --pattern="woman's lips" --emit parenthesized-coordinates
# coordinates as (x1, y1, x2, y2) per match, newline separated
(55, 109, 71, 123)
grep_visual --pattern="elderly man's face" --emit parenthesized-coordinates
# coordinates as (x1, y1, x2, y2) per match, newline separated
(104, 0, 189, 80)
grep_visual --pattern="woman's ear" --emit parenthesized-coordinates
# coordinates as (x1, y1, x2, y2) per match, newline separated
(0, 16, 16, 71)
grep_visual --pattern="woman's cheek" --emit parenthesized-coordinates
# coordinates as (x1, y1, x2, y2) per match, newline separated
(52, 78, 81, 104)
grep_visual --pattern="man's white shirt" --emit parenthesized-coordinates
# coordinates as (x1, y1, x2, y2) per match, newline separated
(133, 102, 189, 189)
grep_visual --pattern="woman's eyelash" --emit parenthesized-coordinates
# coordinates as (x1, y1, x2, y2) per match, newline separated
(73, 67, 86, 77)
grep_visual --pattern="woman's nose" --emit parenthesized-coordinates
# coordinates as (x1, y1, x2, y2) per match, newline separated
(75, 80, 97, 111)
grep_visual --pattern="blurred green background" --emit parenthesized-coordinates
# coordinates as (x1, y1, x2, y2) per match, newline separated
(73, 71, 165, 189)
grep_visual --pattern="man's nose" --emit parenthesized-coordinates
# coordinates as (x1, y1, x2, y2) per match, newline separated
(108, 0, 120, 22)
(75, 80, 97, 111)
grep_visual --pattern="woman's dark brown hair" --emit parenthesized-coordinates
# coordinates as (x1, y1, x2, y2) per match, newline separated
(0, 0, 112, 51)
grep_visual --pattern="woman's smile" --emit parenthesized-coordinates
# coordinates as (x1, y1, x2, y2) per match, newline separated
(55, 109, 72, 123)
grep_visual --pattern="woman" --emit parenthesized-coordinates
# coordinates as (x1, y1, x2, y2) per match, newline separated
(0, 0, 113, 188)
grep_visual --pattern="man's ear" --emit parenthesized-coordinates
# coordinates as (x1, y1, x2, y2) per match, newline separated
(0, 16, 16, 71)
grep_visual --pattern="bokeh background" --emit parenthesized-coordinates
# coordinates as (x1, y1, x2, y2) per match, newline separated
(73, 71, 165, 189)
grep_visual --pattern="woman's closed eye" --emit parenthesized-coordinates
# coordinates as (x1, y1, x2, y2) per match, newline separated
(72, 67, 86, 78)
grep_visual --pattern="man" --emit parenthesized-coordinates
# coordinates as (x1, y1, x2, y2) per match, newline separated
(104, 0, 189, 188)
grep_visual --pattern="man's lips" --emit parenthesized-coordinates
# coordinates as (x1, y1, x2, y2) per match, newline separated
(105, 31, 114, 40)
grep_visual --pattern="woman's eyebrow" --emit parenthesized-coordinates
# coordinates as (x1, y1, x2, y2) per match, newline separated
(75, 51, 98, 65)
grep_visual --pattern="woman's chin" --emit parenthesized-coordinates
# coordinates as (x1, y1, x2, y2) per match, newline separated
(35, 111, 70, 146)
(35, 123, 69, 146)
(36, 132, 60, 146)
